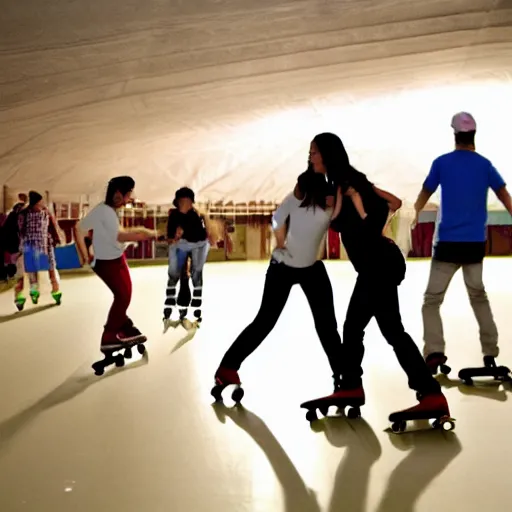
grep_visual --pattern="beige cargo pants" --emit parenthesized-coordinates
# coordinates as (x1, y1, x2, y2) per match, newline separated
(422, 259, 498, 358)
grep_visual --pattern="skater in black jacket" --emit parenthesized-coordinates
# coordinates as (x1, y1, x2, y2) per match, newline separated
(303, 132, 450, 423)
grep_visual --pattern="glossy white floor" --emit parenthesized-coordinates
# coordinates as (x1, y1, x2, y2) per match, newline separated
(1, 259, 511, 512)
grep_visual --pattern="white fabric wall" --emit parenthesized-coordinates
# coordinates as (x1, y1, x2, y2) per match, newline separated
(1, 0, 512, 204)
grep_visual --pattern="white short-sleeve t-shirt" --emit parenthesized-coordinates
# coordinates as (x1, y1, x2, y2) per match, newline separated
(79, 203, 124, 264)
(271, 193, 332, 268)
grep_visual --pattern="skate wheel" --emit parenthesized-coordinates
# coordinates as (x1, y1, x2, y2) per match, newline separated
(114, 355, 125, 368)
(463, 378, 474, 386)
(124, 348, 133, 359)
(440, 364, 451, 375)
(319, 406, 329, 417)
(211, 386, 223, 402)
(391, 421, 406, 433)
(416, 392, 423, 401)
(347, 407, 361, 419)
(137, 344, 146, 355)
(305, 410, 318, 423)
(92, 363, 104, 376)
(232, 387, 244, 403)
(441, 419, 455, 432)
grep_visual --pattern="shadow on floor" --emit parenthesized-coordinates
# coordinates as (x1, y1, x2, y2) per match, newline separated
(212, 403, 321, 512)
(0, 352, 149, 457)
(375, 428, 462, 512)
(437, 374, 509, 401)
(170, 327, 198, 355)
(312, 416, 381, 512)
(213, 404, 462, 512)
(0, 303, 58, 324)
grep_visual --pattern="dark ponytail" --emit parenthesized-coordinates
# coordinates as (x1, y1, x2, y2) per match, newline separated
(105, 176, 135, 206)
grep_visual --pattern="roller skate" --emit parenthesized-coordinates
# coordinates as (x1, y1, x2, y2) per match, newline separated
(51, 290, 62, 305)
(211, 367, 244, 403)
(182, 309, 202, 331)
(425, 352, 451, 376)
(92, 339, 147, 376)
(458, 356, 512, 386)
(29, 289, 40, 305)
(14, 293, 26, 311)
(389, 392, 455, 434)
(163, 310, 182, 333)
(300, 384, 364, 423)
(92, 327, 147, 376)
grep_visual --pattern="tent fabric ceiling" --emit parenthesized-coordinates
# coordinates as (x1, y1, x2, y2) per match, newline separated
(1, 0, 512, 205)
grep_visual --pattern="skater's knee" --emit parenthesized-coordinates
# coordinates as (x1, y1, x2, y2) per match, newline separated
(422, 292, 444, 308)
(343, 321, 364, 342)
(191, 270, 203, 288)
(315, 319, 338, 340)
(249, 313, 278, 338)
(466, 286, 488, 302)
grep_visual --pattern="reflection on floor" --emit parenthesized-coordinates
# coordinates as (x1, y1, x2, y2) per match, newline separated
(0, 259, 511, 511)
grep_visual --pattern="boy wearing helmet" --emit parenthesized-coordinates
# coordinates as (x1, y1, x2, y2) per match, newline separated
(163, 187, 211, 331)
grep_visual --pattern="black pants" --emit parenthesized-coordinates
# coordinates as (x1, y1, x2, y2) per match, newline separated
(221, 260, 343, 378)
(341, 273, 440, 395)
(177, 256, 191, 307)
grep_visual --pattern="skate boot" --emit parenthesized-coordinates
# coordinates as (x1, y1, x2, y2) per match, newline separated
(29, 289, 40, 305)
(389, 392, 454, 433)
(51, 290, 62, 305)
(182, 308, 202, 330)
(117, 324, 147, 344)
(301, 384, 365, 422)
(211, 366, 244, 403)
(179, 308, 193, 330)
(484, 355, 497, 368)
(425, 352, 451, 375)
(163, 309, 181, 333)
(93, 334, 134, 376)
(14, 293, 26, 311)
(458, 355, 512, 385)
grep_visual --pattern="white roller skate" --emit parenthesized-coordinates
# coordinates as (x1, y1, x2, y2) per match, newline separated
(163, 310, 182, 333)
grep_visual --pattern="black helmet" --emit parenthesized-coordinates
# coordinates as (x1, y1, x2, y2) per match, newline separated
(173, 187, 195, 207)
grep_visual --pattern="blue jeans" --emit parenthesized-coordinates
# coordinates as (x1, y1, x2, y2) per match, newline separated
(164, 240, 210, 320)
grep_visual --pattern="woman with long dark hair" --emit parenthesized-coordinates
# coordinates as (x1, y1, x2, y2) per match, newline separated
(211, 151, 345, 402)
(303, 132, 450, 421)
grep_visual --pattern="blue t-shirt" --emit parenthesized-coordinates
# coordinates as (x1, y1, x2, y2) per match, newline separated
(423, 150, 506, 242)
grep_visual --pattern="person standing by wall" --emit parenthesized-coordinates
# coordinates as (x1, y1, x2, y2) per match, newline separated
(14, 191, 62, 310)
(414, 112, 512, 372)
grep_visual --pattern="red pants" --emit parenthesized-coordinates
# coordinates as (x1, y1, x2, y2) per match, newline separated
(94, 256, 132, 340)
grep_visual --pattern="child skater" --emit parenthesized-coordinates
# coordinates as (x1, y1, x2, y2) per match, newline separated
(14, 191, 62, 310)
(163, 187, 212, 331)
(79, 176, 157, 352)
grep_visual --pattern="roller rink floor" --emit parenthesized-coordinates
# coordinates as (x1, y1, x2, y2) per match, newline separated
(1, 259, 512, 512)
